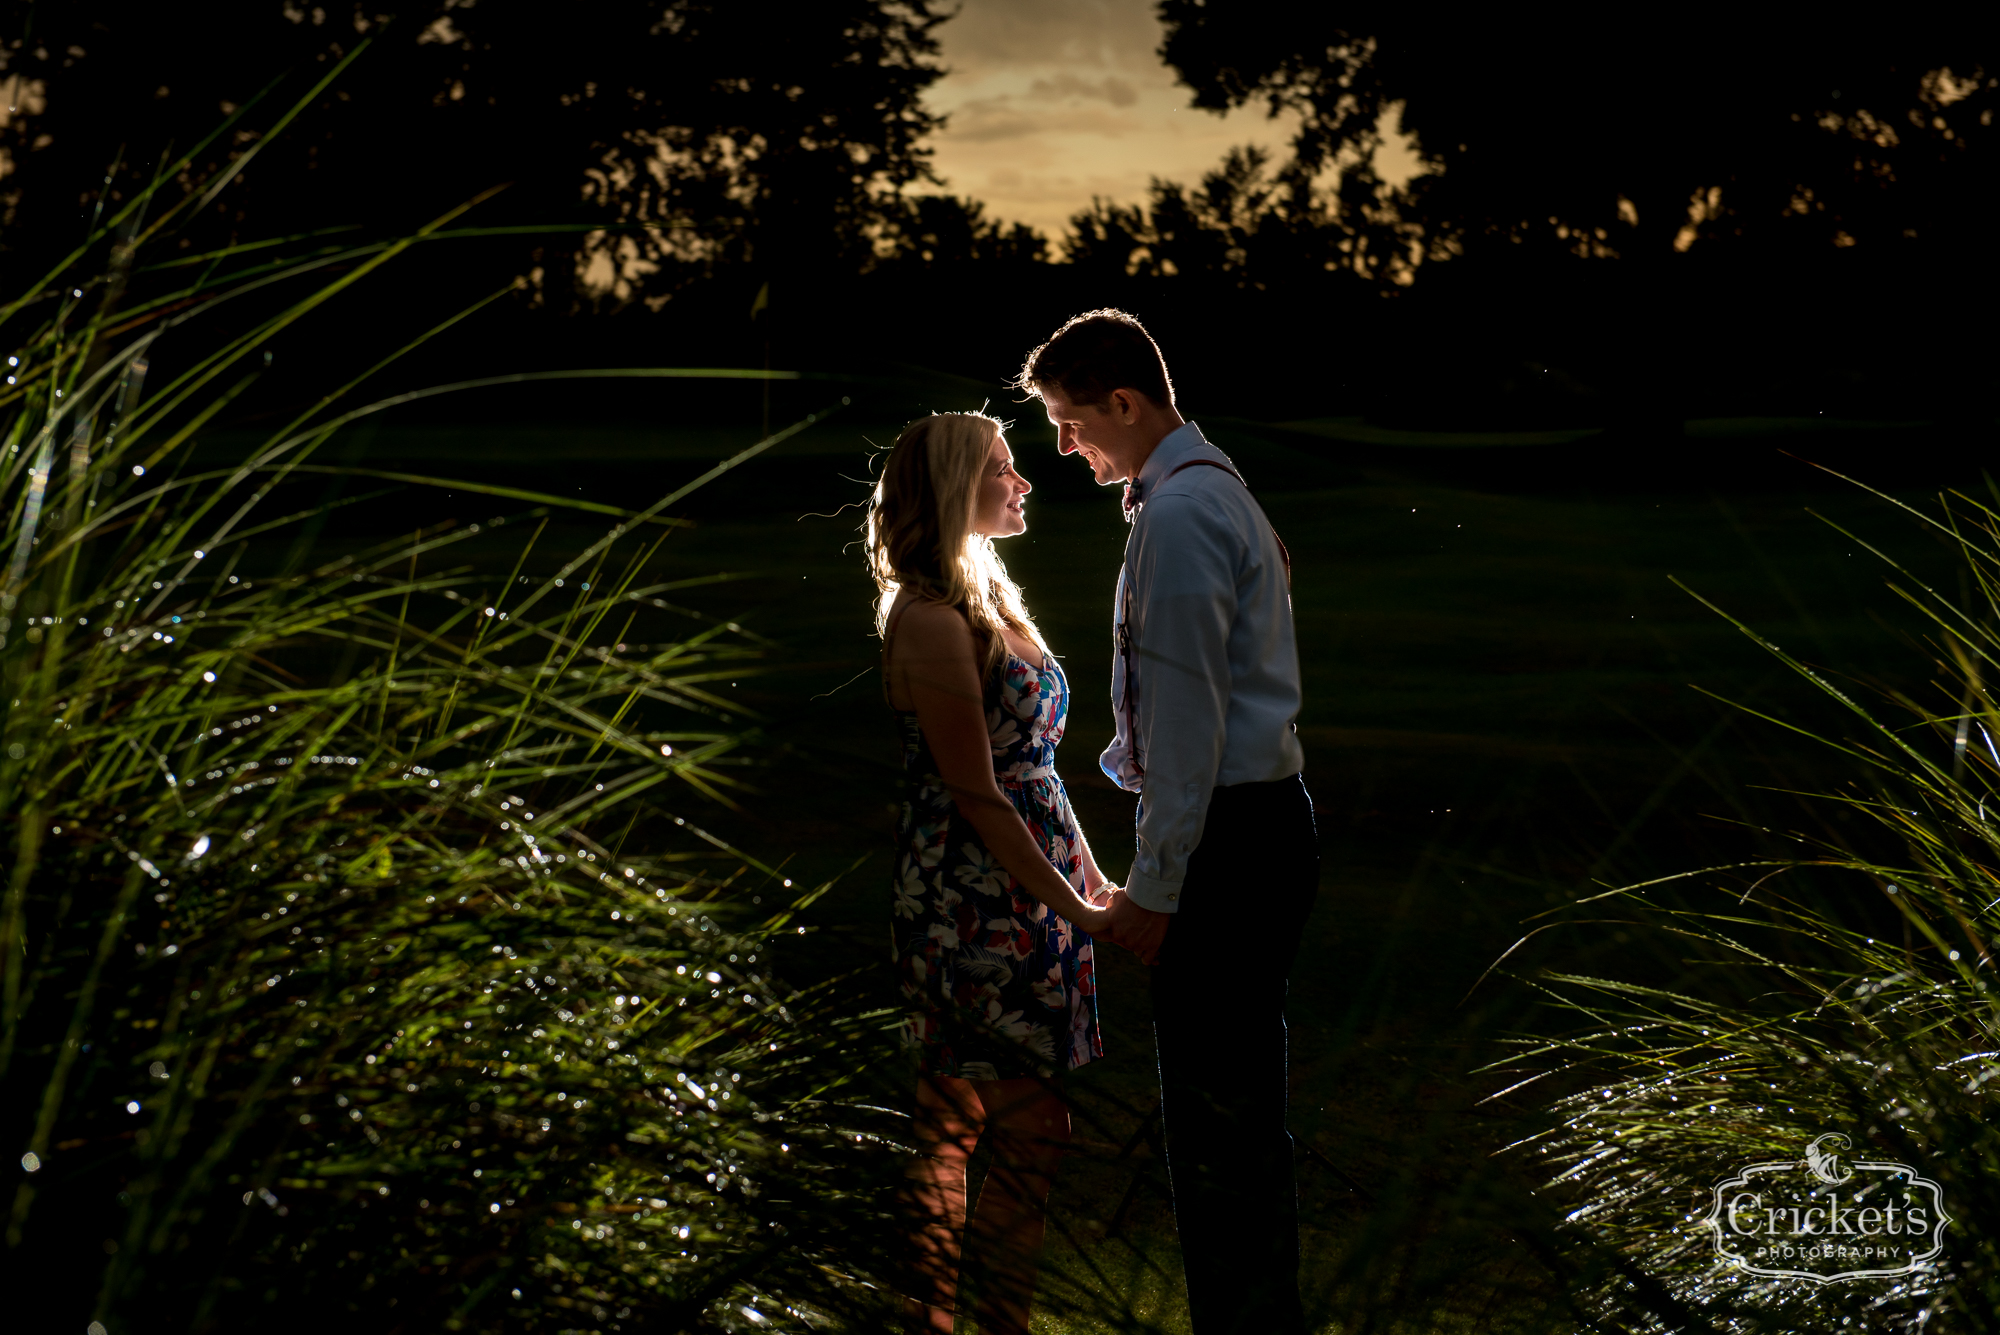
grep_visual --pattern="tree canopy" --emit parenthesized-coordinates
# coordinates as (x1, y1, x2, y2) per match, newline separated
(0, 1, 952, 308)
(1066, 144, 1417, 288)
(1157, 7, 1998, 266)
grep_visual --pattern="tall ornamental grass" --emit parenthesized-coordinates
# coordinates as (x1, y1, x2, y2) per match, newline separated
(0, 84, 904, 1335)
(1512, 481, 2000, 1333)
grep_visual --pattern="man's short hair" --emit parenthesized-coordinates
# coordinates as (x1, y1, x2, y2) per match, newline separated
(1016, 308, 1174, 409)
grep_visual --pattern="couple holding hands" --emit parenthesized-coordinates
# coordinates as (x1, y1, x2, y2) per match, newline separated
(866, 310, 1319, 1334)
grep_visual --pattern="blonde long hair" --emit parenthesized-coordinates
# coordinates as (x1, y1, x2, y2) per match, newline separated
(865, 411, 1047, 677)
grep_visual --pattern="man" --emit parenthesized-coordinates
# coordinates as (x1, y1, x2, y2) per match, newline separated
(1016, 309, 1319, 1335)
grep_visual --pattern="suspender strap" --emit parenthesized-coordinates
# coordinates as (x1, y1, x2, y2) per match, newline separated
(1117, 576, 1143, 780)
(1160, 458, 1292, 587)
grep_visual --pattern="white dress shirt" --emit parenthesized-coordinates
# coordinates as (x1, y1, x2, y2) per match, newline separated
(1101, 422, 1306, 913)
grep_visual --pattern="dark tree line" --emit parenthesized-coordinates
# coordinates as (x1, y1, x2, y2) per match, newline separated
(1062, 9, 1999, 289)
(1066, 144, 1418, 288)
(10, 4, 1989, 311)
(0, 1, 1031, 312)
(1151, 6, 1997, 277)
(1032, 7, 1999, 431)
(3, 0, 1993, 440)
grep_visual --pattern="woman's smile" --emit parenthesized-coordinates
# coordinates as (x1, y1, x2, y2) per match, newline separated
(974, 433, 1032, 537)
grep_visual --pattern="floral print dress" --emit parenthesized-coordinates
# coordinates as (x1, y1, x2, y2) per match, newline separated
(890, 648, 1103, 1079)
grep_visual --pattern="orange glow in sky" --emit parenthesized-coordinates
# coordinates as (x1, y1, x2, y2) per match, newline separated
(919, 0, 1424, 242)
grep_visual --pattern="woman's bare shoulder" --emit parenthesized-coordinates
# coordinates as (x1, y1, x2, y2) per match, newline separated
(892, 595, 974, 652)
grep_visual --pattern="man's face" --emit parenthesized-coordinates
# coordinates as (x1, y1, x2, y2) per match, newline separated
(1041, 386, 1127, 486)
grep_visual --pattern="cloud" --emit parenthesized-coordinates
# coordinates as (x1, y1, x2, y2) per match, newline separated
(946, 95, 1143, 144)
(921, 0, 1304, 236)
(1026, 73, 1139, 107)
(920, 3, 1425, 238)
(943, 97, 1042, 145)
(932, 0, 1160, 79)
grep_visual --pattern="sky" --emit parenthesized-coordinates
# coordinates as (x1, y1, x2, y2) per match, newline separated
(918, 0, 1423, 243)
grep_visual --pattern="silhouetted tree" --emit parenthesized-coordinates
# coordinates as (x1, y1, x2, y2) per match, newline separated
(880, 194, 1046, 267)
(0, 1, 947, 310)
(1066, 146, 1412, 288)
(1157, 8, 1998, 266)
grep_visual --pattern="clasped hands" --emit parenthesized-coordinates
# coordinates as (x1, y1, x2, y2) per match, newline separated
(1080, 881, 1170, 966)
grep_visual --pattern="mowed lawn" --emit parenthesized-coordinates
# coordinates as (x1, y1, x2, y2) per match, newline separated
(299, 391, 1964, 1332)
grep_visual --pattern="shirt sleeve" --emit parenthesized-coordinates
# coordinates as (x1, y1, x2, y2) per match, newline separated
(1122, 493, 1238, 912)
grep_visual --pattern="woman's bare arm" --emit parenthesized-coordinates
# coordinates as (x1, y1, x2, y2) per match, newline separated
(1075, 821, 1110, 897)
(892, 599, 1114, 934)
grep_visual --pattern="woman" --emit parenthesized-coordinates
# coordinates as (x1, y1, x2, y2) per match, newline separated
(866, 411, 1120, 1335)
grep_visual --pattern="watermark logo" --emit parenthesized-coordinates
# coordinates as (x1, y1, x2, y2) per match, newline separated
(1704, 1133, 1951, 1282)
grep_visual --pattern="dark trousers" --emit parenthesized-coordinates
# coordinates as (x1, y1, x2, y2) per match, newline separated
(1152, 774, 1319, 1335)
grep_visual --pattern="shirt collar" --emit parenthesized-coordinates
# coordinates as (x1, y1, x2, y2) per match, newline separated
(1122, 422, 1212, 519)
(1134, 422, 1209, 494)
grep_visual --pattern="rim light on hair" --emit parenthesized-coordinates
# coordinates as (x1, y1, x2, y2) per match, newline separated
(865, 412, 1047, 674)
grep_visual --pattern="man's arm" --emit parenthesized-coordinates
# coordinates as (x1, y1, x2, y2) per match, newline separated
(1122, 493, 1238, 913)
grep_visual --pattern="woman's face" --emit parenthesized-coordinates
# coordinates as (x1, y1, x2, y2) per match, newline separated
(970, 432, 1031, 538)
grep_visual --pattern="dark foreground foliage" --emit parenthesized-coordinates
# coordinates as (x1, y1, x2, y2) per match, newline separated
(1519, 482, 2000, 1333)
(0, 91, 907, 1335)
